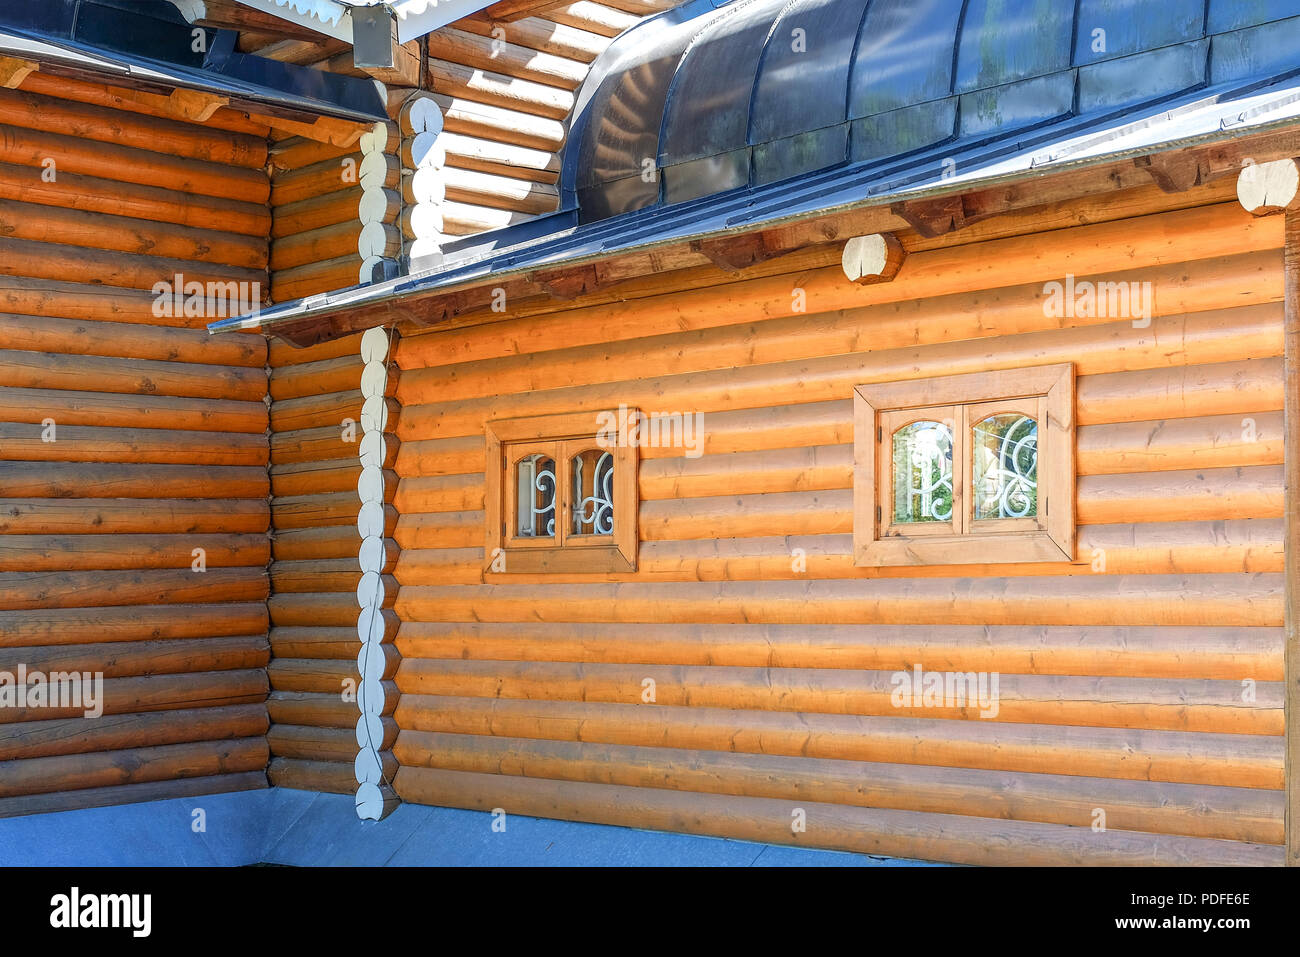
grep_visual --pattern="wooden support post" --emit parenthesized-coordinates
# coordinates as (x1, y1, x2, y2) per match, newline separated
(1240, 157, 1300, 865)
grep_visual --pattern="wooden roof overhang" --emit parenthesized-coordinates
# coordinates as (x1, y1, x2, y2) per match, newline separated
(0, 2, 390, 146)
(211, 100, 1300, 348)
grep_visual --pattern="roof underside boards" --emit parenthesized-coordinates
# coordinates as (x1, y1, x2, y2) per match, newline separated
(209, 66, 1300, 341)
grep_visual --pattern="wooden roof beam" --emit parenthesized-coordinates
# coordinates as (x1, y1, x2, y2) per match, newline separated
(1134, 152, 1208, 193)
(480, 0, 576, 21)
(890, 194, 971, 238)
(0, 56, 38, 89)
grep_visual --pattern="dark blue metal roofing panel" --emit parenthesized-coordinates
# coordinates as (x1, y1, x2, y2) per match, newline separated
(848, 0, 963, 119)
(953, 0, 1075, 93)
(1073, 0, 1205, 65)
(1207, 0, 1300, 33)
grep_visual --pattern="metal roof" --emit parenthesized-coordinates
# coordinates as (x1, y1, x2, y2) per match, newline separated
(566, 0, 1300, 222)
(209, 0, 1300, 338)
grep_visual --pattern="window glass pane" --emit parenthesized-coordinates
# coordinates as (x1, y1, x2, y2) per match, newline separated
(571, 448, 614, 536)
(891, 421, 953, 523)
(972, 413, 1038, 520)
(515, 453, 556, 537)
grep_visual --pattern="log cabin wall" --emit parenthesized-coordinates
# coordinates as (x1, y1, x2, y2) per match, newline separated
(385, 177, 1288, 865)
(0, 75, 273, 814)
(260, 1, 677, 797)
(266, 329, 400, 794)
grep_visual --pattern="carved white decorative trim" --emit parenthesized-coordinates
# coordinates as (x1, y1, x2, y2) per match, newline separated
(355, 325, 397, 821)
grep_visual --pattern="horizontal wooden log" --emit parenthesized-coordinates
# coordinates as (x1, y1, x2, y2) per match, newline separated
(396, 694, 1283, 789)
(8, 634, 269, 679)
(1076, 357, 1284, 425)
(270, 459, 367, 497)
(460, 9, 613, 55)
(0, 199, 266, 270)
(270, 255, 362, 302)
(0, 122, 270, 202)
(267, 691, 358, 729)
(0, 423, 268, 466)
(268, 153, 362, 205)
(271, 220, 365, 272)
(442, 165, 559, 214)
(0, 534, 270, 571)
(0, 276, 167, 325)
(0, 387, 267, 434)
(0, 567, 269, 610)
(540, 1, 637, 36)
(0, 236, 265, 293)
(268, 724, 360, 762)
(431, 92, 566, 151)
(268, 756, 356, 793)
(0, 349, 267, 401)
(395, 574, 1283, 628)
(0, 602, 268, 647)
(393, 474, 482, 513)
(425, 28, 588, 89)
(437, 131, 559, 180)
(0, 161, 270, 239)
(0, 462, 269, 499)
(268, 658, 358, 695)
(0, 86, 267, 167)
(1078, 465, 1283, 524)
(269, 626, 361, 660)
(0, 703, 268, 761)
(19, 72, 269, 136)
(395, 619, 1282, 681)
(440, 199, 533, 235)
(273, 496, 395, 532)
(270, 353, 363, 399)
(394, 731, 1281, 844)
(393, 766, 1280, 866)
(272, 425, 397, 467)
(271, 391, 398, 433)
(271, 559, 362, 594)
(0, 668, 267, 721)
(269, 135, 353, 172)
(393, 205, 1279, 373)
(1078, 411, 1283, 474)
(393, 510, 483, 550)
(428, 57, 574, 119)
(396, 659, 1280, 734)
(272, 190, 368, 241)
(0, 311, 266, 366)
(397, 307, 1283, 439)
(0, 770, 266, 819)
(272, 526, 367, 563)
(397, 514, 1285, 585)
(268, 329, 365, 366)
(0, 738, 269, 799)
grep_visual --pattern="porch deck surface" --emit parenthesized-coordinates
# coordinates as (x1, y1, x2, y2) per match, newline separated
(0, 788, 941, 867)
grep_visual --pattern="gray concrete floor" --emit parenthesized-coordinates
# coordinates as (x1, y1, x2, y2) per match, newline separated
(0, 787, 943, 866)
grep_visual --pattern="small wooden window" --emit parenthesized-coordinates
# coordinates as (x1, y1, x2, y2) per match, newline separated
(485, 410, 638, 575)
(854, 365, 1074, 566)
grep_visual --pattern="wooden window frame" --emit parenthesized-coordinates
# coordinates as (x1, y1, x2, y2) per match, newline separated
(854, 364, 1075, 566)
(485, 410, 639, 575)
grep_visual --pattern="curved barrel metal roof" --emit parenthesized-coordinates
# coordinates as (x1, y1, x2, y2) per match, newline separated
(564, 0, 1300, 222)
